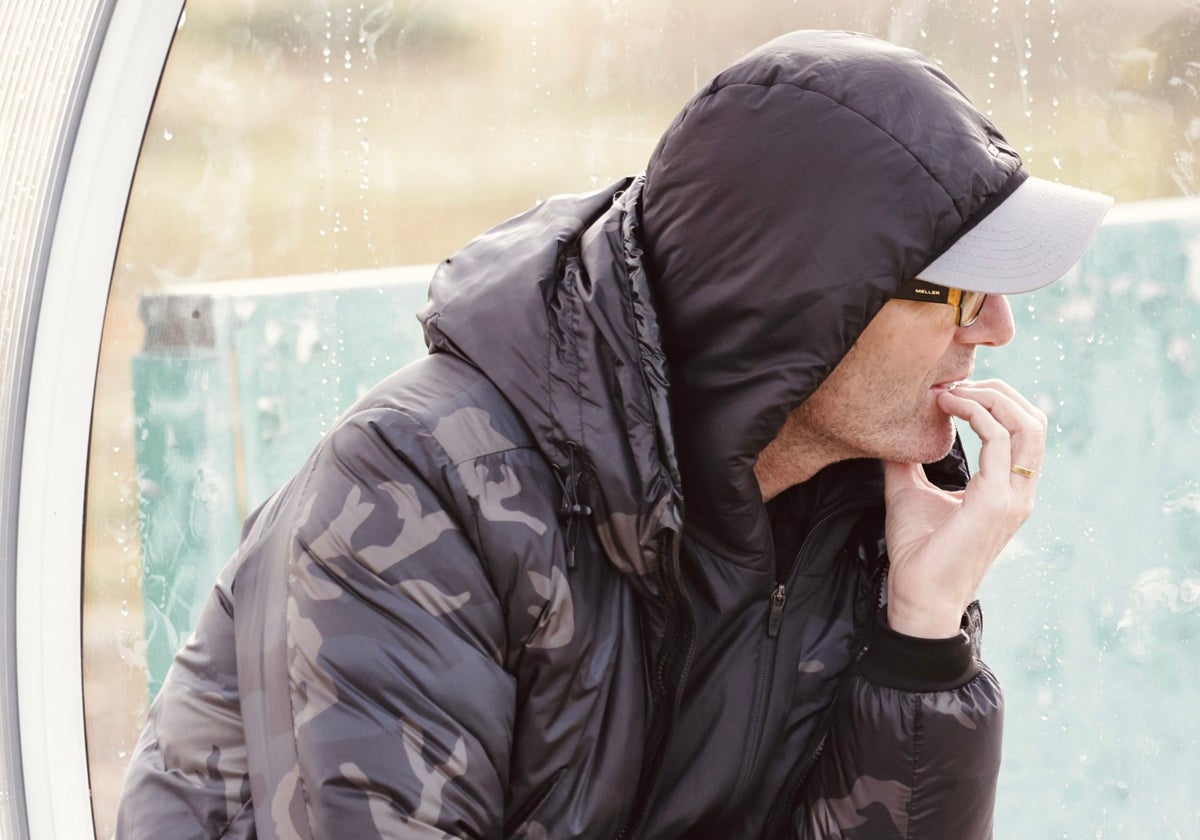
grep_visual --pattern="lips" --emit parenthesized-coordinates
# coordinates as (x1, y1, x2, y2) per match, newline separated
(930, 376, 971, 393)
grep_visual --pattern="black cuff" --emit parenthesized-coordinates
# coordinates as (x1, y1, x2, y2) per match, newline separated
(859, 606, 982, 692)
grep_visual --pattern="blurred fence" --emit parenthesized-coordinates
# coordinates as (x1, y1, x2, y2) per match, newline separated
(132, 265, 431, 696)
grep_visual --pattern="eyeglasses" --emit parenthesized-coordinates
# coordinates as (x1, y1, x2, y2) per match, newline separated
(893, 278, 988, 327)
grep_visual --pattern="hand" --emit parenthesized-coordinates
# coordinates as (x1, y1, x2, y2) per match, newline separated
(882, 379, 1047, 638)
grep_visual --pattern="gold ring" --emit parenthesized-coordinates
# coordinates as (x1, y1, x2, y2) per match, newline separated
(1010, 464, 1036, 478)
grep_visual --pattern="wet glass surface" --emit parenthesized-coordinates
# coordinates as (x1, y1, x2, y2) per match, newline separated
(84, 1, 1199, 836)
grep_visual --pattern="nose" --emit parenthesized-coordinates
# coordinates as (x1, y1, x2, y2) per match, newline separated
(958, 294, 1015, 347)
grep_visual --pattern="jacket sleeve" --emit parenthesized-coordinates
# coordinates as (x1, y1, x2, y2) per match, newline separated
(117, 402, 557, 839)
(115, 575, 256, 839)
(793, 606, 1003, 839)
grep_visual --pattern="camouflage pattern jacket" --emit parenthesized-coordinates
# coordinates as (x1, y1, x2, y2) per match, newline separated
(120, 32, 1011, 840)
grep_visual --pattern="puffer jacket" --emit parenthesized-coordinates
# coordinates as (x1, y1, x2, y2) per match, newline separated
(118, 31, 1015, 839)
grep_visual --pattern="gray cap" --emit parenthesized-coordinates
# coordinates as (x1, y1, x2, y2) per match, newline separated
(919, 175, 1114, 293)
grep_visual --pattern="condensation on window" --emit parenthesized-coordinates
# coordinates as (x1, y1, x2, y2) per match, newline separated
(83, 1, 1199, 837)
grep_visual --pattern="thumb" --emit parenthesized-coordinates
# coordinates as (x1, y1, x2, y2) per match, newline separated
(882, 460, 926, 500)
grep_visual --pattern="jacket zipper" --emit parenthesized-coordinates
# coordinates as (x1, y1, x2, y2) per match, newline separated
(760, 548, 889, 839)
(728, 502, 871, 809)
(554, 442, 593, 570)
(616, 530, 696, 840)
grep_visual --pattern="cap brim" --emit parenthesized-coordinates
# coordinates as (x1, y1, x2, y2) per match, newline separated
(918, 176, 1114, 294)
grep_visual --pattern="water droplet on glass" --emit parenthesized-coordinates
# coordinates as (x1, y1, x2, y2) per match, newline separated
(163, 129, 173, 141)
(323, 72, 333, 83)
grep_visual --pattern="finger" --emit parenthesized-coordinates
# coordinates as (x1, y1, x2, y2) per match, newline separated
(882, 459, 922, 499)
(950, 384, 1046, 472)
(937, 389, 1013, 481)
(966, 378, 1047, 426)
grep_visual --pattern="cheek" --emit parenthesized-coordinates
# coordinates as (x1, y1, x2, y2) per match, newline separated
(860, 324, 955, 390)
(915, 342, 960, 386)
(877, 356, 939, 399)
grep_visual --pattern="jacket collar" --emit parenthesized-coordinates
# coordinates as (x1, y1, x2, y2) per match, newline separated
(421, 177, 682, 596)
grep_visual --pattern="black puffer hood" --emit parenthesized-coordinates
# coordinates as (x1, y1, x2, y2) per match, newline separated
(421, 30, 1011, 584)
(421, 178, 683, 596)
(641, 30, 1016, 556)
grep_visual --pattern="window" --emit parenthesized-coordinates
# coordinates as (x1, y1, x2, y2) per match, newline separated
(38, 0, 1200, 836)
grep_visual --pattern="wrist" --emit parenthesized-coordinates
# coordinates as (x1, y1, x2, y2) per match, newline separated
(884, 600, 964, 638)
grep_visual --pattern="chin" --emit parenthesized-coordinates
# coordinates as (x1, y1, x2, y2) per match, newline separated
(901, 418, 958, 464)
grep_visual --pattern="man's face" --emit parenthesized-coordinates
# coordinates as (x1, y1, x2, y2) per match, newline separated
(783, 292, 1016, 465)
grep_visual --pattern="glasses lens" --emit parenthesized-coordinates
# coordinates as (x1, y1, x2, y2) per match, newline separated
(959, 291, 988, 327)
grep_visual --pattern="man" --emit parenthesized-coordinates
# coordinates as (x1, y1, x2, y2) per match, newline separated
(117, 30, 1111, 839)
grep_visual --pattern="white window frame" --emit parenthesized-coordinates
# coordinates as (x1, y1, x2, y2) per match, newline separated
(15, 0, 183, 836)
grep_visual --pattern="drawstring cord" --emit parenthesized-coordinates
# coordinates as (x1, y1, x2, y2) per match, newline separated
(555, 442, 592, 569)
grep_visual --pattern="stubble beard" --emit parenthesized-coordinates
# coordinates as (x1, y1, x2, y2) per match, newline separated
(797, 386, 959, 468)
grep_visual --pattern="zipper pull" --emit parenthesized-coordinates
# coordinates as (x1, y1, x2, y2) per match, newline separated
(767, 584, 786, 637)
(555, 442, 592, 570)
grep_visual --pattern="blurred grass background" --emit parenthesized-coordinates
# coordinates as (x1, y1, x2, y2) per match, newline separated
(82, 0, 1198, 835)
